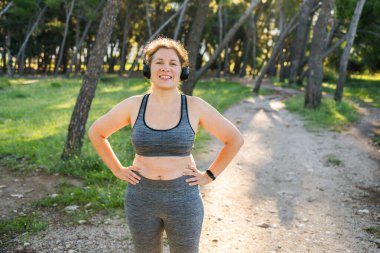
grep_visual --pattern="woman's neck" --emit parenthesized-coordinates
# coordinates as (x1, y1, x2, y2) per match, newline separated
(149, 88, 181, 104)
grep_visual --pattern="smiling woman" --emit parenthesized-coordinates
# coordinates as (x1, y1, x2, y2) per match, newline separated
(88, 36, 244, 253)
(142, 38, 190, 92)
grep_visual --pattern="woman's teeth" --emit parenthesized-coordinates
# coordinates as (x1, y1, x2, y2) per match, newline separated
(159, 75, 172, 80)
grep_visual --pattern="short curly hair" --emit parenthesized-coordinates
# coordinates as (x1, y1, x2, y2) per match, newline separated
(143, 36, 189, 68)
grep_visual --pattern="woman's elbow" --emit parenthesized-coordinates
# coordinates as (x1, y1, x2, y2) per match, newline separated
(236, 133, 244, 147)
(88, 123, 100, 141)
(226, 132, 244, 147)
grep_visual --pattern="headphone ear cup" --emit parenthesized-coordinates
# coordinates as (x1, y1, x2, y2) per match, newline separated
(143, 63, 151, 79)
(180, 67, 190, 81)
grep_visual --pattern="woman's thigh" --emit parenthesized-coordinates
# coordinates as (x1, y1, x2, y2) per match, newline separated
(125, 187, 165, 253)
(163, 186, 204, 253)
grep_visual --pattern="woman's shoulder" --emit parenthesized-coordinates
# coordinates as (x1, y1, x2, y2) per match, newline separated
(184, 95, 215, 114)
(184, 95, 211, 108)
(113, 94, 147, 113)
(120, 94, 146, 106)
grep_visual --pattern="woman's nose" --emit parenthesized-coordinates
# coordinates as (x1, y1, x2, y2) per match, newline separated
(160, 65, 170, 71)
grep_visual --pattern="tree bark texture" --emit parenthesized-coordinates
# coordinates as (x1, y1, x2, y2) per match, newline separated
(67, 0, 104, 77)
(14, 5, 47, 75)
(173, 0, 187, 41)
(61, 0, 121, 159)
(0, 1, 13, 17)
(254, 12, 299, 92)
(55, 0, 75, 76)
(181, 0, 212, 95)
(119, 1, 131, 75)
(304, 0, 334, 109)
(289, 0, 316, 85)
(335, 0, 366, 102)
(183, 0, 260, 95)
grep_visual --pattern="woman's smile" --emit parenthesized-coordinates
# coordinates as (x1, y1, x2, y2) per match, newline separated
(159, 74, 173, 80)
(150, 48, 182, 85)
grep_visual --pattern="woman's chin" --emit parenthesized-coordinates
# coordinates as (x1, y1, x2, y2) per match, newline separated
(153, 81, 178, 88)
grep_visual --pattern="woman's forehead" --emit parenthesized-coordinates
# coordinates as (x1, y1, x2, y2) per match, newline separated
(152, 48, 180, 61)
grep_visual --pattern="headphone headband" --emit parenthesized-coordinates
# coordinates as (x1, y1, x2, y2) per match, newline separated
(143, 62, 189, 81)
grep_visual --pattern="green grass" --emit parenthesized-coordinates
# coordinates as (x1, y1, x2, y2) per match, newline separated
(322, 77, 380, 108)
(35, 179, 126, 211)
(272, 77, 304, 91)
(272, 73, 380, 109)
(0, 213, 48, 245)
(325, 154, 343, 167)
(272, 73, 379, 132)
(285, 95, 360, 132)
(364, 225, 380, 239)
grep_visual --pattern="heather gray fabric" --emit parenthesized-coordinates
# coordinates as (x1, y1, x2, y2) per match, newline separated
(131, 93, 195, 157)
(124, 171, 204, 253)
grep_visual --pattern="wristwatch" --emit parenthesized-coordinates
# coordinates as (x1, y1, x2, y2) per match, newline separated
(206, 169, 216, 180)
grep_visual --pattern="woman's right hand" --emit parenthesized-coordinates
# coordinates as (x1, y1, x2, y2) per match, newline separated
(114, 166, 141, 185)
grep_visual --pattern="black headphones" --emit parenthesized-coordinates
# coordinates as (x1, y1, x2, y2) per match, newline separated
(143, 61, 190, 81)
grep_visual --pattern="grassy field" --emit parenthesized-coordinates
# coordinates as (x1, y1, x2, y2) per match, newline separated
(272, 74, 380, 133)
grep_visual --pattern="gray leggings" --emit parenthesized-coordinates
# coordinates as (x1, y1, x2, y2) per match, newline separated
(124, 171, 204, 253)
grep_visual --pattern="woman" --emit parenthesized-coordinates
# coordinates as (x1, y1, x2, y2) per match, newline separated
(88, 37, 244, 253)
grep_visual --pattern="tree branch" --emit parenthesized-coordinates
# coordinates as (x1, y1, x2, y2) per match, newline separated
(0, 1, 13, 17)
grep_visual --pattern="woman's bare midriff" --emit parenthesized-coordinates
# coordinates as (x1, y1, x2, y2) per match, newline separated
(132, 154, 197, 180)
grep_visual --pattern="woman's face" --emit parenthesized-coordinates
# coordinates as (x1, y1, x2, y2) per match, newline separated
(150, 48, 182, 89)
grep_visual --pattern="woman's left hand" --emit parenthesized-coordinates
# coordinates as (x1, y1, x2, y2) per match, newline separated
(183, 165, 213, 186)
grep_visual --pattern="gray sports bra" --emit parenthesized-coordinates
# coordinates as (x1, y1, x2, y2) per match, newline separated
(131, 93, 196, 157)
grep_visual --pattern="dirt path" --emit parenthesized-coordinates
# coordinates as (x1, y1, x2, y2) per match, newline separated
(197, 94, 379, 253)
(3, 91, 380, 253)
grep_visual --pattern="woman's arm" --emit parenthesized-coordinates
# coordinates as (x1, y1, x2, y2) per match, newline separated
(198, 97, 244, 176)
(185, 96, 244, 185)
(88, 96, 141, 184)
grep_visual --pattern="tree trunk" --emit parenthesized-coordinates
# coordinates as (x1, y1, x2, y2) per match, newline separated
(74, 13, 80, 70)
(250, 13, 258, 75)
(2, 43, 6, 74)
(0, 1, 13, 17)
(298, 33, 348, 84)
(173, 0, 187, 41)
(223, 42, 231, 77)
(181, 0, 212, 95)
(14, 5, 47, 76)
(119, 1, 131, 75)
(233, 43, 242, 75)
(278, 0, 285, 82)
(184, 0, 260, 95)
(67, 0, 104, 77)
(334, 0, 366, 102)
(145, 0, 152, 37)
(254, 13, 299, 92)
(304, 0, 335, 109)
(240, 36, 250, 77)
(128, 45, 143, 77)
(55, 0, 75, 76)
(289, 0, 316, 85)
(223, 7, 230, 77)
(6, 32, 12, 77)
(61, 0, 121, 160)
(18, 50, 25, 75)
(216, 2, 224, 78)
(76, 50, 82, 74)
(279, 48, 287, 82)
(108, 42, 116, 73)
